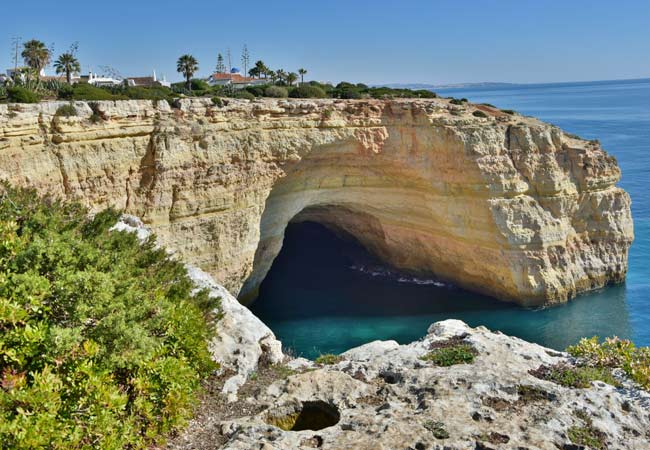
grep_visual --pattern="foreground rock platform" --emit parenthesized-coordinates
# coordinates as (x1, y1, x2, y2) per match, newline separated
(179, 320, 649, 450)
(113, 214, 647, 449)
(0, 98, 633, 305)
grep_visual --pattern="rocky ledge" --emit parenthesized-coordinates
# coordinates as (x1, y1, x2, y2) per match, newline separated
(173, 319, 650, 450)
(0, 98, 634, 305)
(113, 214, 648, 450)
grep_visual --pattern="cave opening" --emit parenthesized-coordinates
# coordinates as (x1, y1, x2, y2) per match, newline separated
(248, 219, 632, 359)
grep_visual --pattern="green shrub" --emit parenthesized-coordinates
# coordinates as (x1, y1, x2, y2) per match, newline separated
(567, 410, 607, 449)
(229, 90, 255, 100)
(289, 85, 326, 98)
(567, 336, 650, 389)
(87, 102, 105, 123)
(265, 86, 289, 98)
(314, 354, 343, 365)
(336, 87, 362, 99)
(244, 85, 268, 97)
(449, 98, 467, 105)
(191, 79, 211, 91)
(71, 83, 122, 101)
(423, 421, 449, 439)
(7, 86, 41, 103)
(0, 184, 219, 449)
(472, 110, 488, 118)
(0, 86, 7, 102)
(123, 86, 174, 101)
(56, 84, 74, 100)
(501, 109, 516, 115)
(55, 104, 77, 117)
(530, 363, 619, 388)
(421, 343, 476, 366)
(211, 96, 224, 107)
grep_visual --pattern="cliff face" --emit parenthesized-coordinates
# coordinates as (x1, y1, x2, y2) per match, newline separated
(0, 98, 633, 305)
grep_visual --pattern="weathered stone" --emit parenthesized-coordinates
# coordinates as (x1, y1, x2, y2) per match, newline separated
(214, 320, 650, 450)
(0, 98, 633, 305)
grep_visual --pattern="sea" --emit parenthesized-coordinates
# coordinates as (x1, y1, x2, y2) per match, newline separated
(250, 79, 650, 359)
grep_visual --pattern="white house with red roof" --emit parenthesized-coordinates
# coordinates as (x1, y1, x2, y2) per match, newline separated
(207, 67, 267, 89)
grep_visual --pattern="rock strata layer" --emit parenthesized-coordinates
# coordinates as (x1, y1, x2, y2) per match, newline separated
(0, 98, 633, 305)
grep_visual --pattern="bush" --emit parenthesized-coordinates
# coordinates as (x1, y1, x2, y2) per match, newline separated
(123, 86, 174, 101)
(530, 363, 619, 388)
(472, 110, 488, 118)
(244, 85, 267, 97)
(56, 84, 74, 100)
(0, 184, 219, 449)
(449, 98, 467, 105)
(567, 337, 650, 389)
(71, 83, 122, 101)
(336, 87, 362, 99)
(420, 343, 476, 366)
(289, 85, 327, 98)
(7, 86, 41, 103)
(265, 86, 289, 98)
(229, 90, 255, 100)
(211, 96, 224, 107)
(315, 354, 343, 365)
(191, 79, 211, 91)
(55, 104, 77, 117)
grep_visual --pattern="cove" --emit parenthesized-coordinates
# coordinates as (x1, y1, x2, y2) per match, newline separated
(250, 221, 632, 359)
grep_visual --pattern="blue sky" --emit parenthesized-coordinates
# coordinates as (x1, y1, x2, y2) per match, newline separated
(2, 0, 649, 85)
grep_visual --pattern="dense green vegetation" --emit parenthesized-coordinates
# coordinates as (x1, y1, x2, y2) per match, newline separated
(2, 78, 438, 104)
(314, 354, 343, 365)
(420, 343, 476, 366)
(567, 336, 650, 389)
(0, 185, 219, 449)
(531, 364, 619, 388)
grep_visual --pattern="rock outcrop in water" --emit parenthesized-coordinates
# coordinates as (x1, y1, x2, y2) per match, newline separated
(0, 98, 633, 305)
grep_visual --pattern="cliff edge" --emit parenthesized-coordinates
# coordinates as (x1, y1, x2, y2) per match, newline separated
(0, 98, 633, 305)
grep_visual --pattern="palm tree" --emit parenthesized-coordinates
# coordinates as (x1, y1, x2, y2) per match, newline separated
(275, 69, 287, 85)
(286, 72, 298, 86)
(54, 53, 81, 84)
(177, 54, 199, 91)
(298, 68, 307, 85)
(248, 66, 260, 78)
(254, 60, 268, 79)
(268, 70, 277, 84)
(21, 40, 51, 83)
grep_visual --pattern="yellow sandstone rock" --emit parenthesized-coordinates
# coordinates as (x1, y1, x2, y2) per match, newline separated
(0, 98, 633, 305)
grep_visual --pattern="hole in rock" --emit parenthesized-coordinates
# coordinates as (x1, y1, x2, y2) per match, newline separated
(251, 221, 633, 358)
(266, 400, 341, 431)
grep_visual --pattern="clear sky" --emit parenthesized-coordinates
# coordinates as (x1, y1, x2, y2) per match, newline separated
(2, 0, 650, 85)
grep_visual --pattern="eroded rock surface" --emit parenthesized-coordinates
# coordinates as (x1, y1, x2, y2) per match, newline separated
(0, 98, 633, 304)
(207, 320, 650, 450)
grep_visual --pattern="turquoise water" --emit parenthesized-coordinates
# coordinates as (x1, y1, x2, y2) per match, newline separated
(250, 79, 650, 359)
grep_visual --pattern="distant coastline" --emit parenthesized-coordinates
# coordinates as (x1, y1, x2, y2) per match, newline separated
(381, 77, 650, 91)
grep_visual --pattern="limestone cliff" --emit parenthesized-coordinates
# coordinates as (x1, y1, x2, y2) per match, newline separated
(0, 97, 633, 305)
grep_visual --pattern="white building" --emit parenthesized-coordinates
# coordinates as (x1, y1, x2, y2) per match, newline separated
(82, 71, 123, 87)
(207, 67, 267, 89)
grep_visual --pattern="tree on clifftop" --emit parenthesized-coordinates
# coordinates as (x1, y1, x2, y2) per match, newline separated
(177, 54, 199, 91)
(298, 68, 307, 85)
(54, 52, 81, 84)
(21, 39, 51, 84)
(286, 72, 298, 86)
(216, 53, 226, 73)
